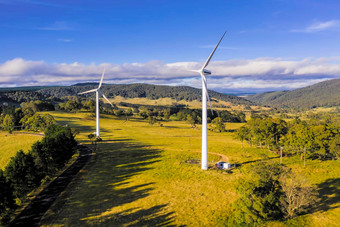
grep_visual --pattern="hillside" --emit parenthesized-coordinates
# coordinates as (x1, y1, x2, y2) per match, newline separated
(37, 83, 253, 105)
(247, 78, 340, 109)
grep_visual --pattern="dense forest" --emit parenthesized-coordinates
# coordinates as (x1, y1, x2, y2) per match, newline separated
(247, 78, 340, 109)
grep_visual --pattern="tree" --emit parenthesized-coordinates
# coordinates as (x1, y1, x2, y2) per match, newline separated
(32, 125, 77, 174)
(310, 124, 333, 159)
(211, 117, 225, 132)
(2, 115, 15, 133)
(64, 100, 80, 112)
(329, 134, 340, 160)
(125, 108, 133, 116)
(186, 114, 196, 128)
(20, 113, 56, 131)
(280, 173, 318, 218)
(139, 109, 149, 119)
(4, 151, 41, 199)
(237, 126, 250, 148)
(282, 122, 313, 159)
(230, 162, 318, 225)
(0, 170, 15, 216)
(83, 99, 96, 112)
(148, 116, 157, 125)
(162, 109, 171, 120)
(230, 162, 286, 225)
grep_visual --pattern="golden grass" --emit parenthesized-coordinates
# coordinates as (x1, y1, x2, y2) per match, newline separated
(39, 112, 339, 226)
(110, 96, 243, 111)
(0, 132, 42, 170)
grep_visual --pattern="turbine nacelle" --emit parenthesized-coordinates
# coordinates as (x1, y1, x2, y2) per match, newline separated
(202, 69, 211, 75)
(189, 69, 211, 75)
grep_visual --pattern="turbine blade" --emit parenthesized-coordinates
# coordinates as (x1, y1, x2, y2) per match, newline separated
(201, 31, 226, 70)
(98, 90, 114, 107)
(189, 69, 201, 73)
(202, 75, 213, 115)
(98, 69, 106, 89)
(78, 88, 97, 95)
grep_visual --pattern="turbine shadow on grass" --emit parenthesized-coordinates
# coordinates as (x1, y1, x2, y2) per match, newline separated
(41, 140, 174, 226)
(57, 119, 94, 133)
(95, 204, 175, 227)
(55, 115, 111, 134)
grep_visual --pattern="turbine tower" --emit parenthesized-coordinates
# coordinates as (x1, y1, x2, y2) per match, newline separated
(193, 32, 226, 170)
(78, 69, 114, 138)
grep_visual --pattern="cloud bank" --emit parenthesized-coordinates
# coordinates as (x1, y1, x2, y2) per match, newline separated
(0, 57, 339, 93)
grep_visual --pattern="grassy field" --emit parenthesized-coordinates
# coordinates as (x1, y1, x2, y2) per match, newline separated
(39, 111, 339, 226)
(110, 95, 263, 112)
(0, 132, 42, 170)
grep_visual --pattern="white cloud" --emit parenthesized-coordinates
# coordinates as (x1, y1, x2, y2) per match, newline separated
(38, 21, 74, 31)
(292, 20, 340, 33)
(57, 38, 73, 42)
(0, 57, 339, 92)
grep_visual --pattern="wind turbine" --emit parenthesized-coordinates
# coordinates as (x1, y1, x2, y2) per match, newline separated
(78, 69, 114, 138)
(192, 32, 226, 170)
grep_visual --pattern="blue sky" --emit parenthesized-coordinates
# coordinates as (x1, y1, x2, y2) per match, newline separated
(1, 0, 340, 92)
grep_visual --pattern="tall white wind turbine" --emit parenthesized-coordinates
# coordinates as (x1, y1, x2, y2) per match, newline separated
(78, 69, 114, 138)
(192, 32, 226, 170)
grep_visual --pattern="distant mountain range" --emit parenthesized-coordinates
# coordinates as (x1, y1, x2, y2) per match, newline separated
(2, 78, 338, 109)
(246, 78, 340, 109)
(0, 83, 253, 106)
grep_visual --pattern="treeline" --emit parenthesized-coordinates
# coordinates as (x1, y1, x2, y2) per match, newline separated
(0, 91, 47, 105)
(0, 101, 55, 133)
(137, 106, 246, 126)
(237, 115, 340, 159)
(0, 124, 77, 223)
(38, 83, 253, 105)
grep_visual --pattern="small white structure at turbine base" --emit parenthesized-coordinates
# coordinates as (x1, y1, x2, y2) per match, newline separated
(191, 32, 226, 170)
(78, 69, 114, 138)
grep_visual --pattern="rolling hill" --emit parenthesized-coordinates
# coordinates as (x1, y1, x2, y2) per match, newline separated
(247, 78, 340, 109)
(0, 83, 253, 106)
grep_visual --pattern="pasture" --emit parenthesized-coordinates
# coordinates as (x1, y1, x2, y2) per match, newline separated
(39, 112, 339, 226)
(0, 132, 42, 169)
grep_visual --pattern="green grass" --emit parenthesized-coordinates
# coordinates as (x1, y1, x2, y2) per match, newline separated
(0, 132, 42, 170)
(39, 112, 340, 226)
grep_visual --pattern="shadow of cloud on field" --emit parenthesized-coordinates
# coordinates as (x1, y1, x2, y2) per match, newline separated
(41, 139, 174, 226)
(55, 115, 110, 134)
(313, 178, 340, 212)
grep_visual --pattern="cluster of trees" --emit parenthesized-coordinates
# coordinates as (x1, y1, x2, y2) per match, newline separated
(0, 102, 55, 133)
(139, 107, 246, 126)
(237, 115, 340, 159)
(58, 98, 136, 118)
(0, 124, 77, 222)
(282, 118, 339, 160)
(230, 162, 317, 225)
